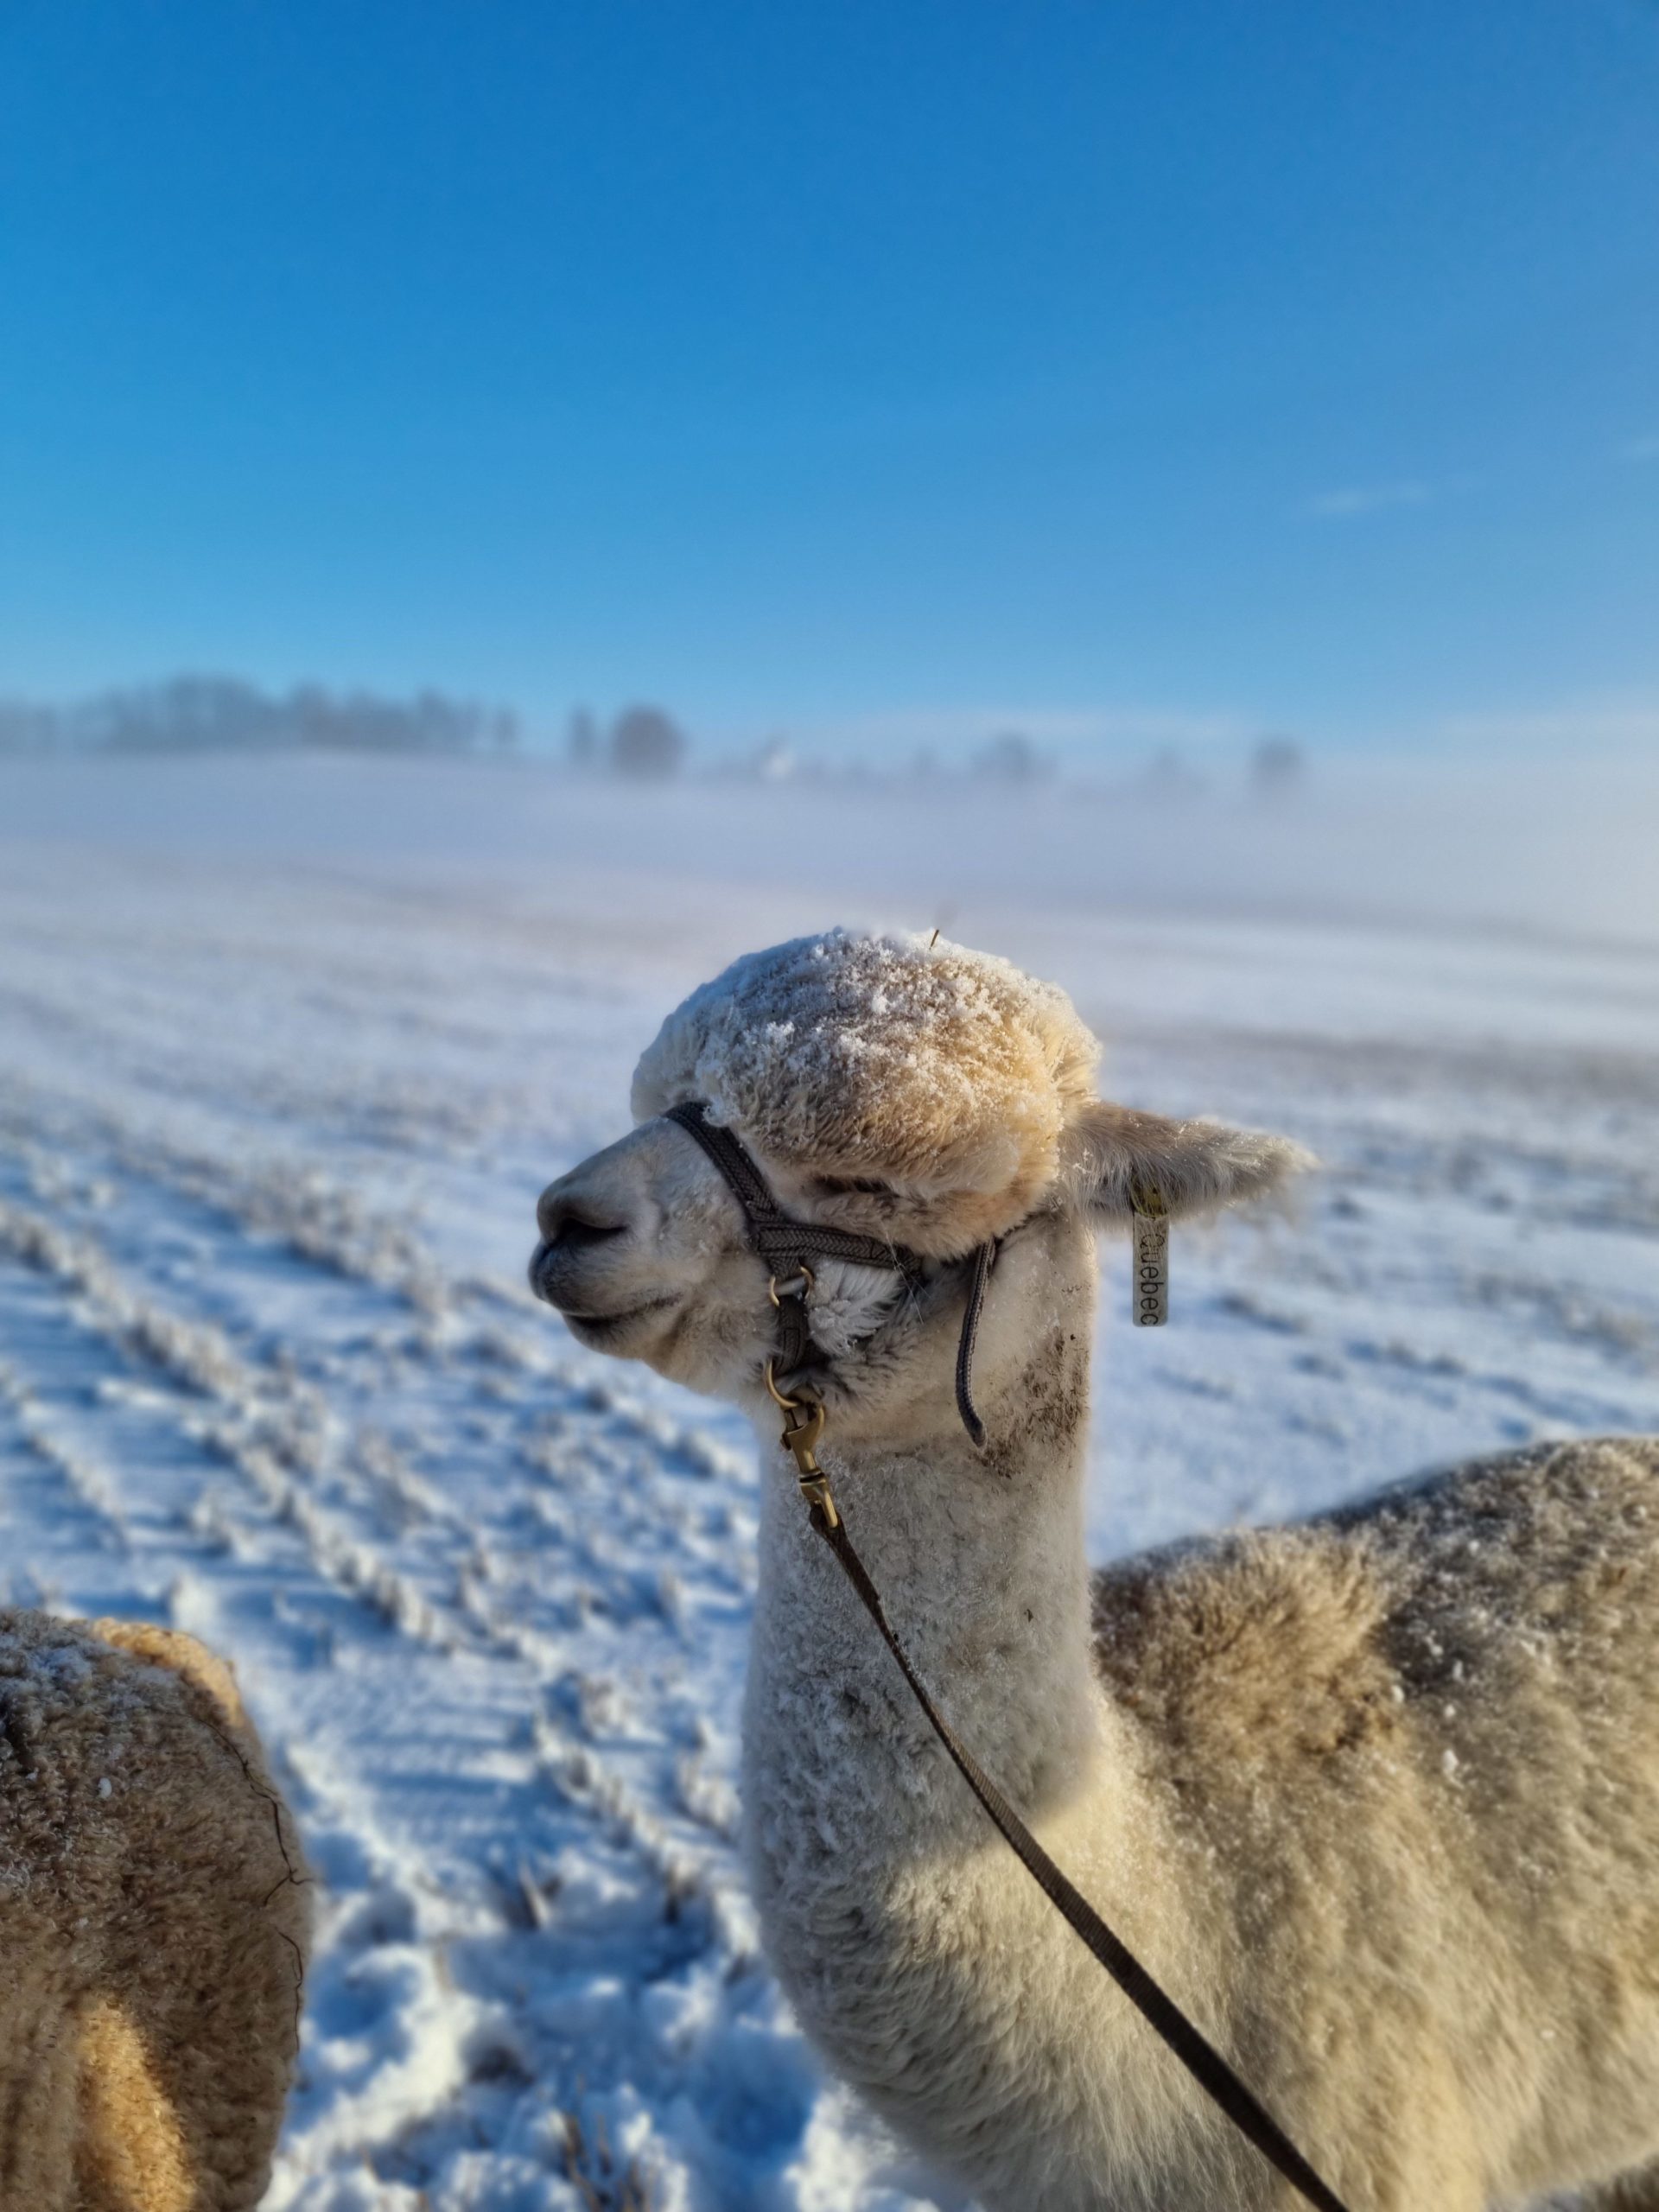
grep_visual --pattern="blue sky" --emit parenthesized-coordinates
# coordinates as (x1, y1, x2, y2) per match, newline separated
(2, 0, 1656, 760)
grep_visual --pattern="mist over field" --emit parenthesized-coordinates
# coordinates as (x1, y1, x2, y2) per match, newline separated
(3, 754, 1657, 2208)
(7, 747, 1659, 945)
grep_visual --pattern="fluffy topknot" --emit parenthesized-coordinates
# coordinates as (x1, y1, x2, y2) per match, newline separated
(631, 930, 1101, 1253)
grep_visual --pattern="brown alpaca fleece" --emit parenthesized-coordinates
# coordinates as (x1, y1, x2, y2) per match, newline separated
(0, 1610, 309, 2212)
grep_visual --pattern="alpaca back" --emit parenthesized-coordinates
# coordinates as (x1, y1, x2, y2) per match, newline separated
(0, 1611, 309, 2212)
(1093, 1436, 1659, 2205)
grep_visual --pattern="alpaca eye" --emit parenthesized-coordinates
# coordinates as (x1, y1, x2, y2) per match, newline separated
(813, 1174, 894, 1199)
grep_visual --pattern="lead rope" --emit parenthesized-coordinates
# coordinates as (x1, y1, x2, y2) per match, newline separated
(663, 1097, 1353, 2212)
(772, 1388, 1353, 2212)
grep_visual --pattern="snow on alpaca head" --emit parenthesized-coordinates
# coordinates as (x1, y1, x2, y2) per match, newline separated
(534, 927, 1309, 1427)
(629, 929, 1103, 1259)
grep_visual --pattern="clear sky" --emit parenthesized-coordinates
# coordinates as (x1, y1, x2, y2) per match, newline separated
(2, 0, 1656, 760)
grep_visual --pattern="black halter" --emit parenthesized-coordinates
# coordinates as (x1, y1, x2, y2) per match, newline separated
(663, 1099, 995, 1446)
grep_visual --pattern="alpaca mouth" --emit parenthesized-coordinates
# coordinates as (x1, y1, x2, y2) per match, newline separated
(558, 1294, 678, 1341)
(529, 1247, 677, 1338)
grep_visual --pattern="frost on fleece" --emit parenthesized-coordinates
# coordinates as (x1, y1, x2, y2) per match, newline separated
(630, 929, 1103, 1256)
(630, 927, 1312, 1259)
(0, 1611, 309, 2211)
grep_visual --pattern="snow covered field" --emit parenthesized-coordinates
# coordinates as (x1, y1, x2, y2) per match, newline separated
(3, 755, 1658, 2210)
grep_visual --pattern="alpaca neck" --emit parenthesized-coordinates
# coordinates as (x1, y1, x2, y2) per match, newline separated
(744, 1224, 1123, 1880)
(742, 1230, 1218, 2212)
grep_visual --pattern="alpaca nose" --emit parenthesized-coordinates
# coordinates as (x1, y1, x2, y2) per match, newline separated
(536, 1185, 628, 1250)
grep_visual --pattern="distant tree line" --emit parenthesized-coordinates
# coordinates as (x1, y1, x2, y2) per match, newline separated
(567, 703, 689, 779)
(0, 680, 1306, 801)
(0, 674, 520, 757)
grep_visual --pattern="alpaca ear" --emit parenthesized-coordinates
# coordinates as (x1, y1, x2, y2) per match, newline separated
(1066, 1100, 1313, 1225)
(90, 1619, 250, 1731)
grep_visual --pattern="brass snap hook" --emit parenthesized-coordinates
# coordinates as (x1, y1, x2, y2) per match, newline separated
(764, 1356, 802, 1411)
(763, 1358, 838, 1529)
(767, 1265, 814, 1307)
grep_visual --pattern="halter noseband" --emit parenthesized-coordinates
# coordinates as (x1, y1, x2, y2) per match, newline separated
(662, 1099, 995, 1447)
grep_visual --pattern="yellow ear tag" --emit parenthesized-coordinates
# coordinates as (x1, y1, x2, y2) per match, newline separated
(1129, 1181, 1168, 1327)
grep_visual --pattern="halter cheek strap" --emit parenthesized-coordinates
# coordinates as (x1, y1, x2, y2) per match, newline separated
(661, 1099, 995, 1446)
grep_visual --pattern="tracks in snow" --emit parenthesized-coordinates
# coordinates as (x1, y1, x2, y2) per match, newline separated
(0, 1128, 810, 2210)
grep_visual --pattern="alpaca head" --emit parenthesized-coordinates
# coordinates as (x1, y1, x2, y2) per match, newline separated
(531, 930, 1310, 1443)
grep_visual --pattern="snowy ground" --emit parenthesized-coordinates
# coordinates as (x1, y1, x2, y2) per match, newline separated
(3, 757, 1658, 2210)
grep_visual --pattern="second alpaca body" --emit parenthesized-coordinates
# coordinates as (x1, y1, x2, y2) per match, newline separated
(0, 1612, 309, 2212)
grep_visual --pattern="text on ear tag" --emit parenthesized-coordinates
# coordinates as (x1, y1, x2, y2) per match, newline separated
(1130, 1185, 1168, 1326)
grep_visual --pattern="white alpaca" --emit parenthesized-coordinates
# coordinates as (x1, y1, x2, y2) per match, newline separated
(531, 927, 1659, 2211)
(0, 1611, 309, 2210)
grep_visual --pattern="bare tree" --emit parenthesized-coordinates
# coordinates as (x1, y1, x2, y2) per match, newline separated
(567, 708, 599, 771)
(608, 705, 687, 781)
(975, 731, 1050, 785)
(1249, 734, 1306, 804)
